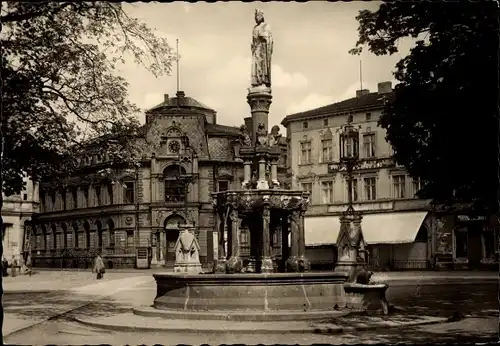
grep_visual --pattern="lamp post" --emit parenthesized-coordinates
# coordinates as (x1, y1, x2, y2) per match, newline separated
(332, 116, 367, 281)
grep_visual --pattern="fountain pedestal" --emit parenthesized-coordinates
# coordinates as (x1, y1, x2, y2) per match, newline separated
(173, 225, 203, 274)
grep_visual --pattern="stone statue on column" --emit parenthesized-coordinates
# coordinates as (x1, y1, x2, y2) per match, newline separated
(251, 9, 273, 88)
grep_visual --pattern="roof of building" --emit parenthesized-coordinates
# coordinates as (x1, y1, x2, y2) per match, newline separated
(281, 91, 394, 126)
(206, 123, 240, 137)
(146, 91, 215, 113)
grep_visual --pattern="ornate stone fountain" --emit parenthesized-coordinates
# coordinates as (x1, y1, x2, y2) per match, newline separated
(141, 9, 389, 321)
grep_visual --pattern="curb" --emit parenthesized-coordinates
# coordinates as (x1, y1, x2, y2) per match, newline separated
(3, 290, 56, 295)
(73, 314, 448, 335)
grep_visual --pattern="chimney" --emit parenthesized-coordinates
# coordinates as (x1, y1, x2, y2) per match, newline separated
(356, 89, 370, 98)
(244, 117, 253, 132)
(164, 94, 169, 103)
(377, 81, 392, 94)
(176, 90, 185, 98)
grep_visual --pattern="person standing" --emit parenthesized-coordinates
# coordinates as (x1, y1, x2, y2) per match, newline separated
(93, 254, 105, 280)
(26, 254, 33, 276)
(2, 256, 9, 277)
(11, 255, 18, 277)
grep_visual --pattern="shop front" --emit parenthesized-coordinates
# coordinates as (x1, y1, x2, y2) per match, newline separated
(433, 209, 498, 270)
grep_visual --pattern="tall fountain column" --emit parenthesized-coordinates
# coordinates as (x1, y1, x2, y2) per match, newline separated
(242, 159, 252, 189)
(286, 210, 300, 272)
(226, 206, 243, 273)
(297, 210, 311, 272)
(247, 88, 272, 146)
(261, 202, 274, 273)
(257, 156, 268, 190)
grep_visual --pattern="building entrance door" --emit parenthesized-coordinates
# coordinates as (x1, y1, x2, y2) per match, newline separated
(163, 214, 186, 268)
(468, 223, 483, 269)
(165, 229, 179, 267)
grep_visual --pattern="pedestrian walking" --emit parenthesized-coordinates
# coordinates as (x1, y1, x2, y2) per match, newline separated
(93, 254, 105, 280)
(26, 254, 33, 276)
(2, 256, 9, 277)
(11, 255, 18, 277)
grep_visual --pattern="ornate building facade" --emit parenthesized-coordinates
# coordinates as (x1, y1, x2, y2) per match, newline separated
(27, 91, 288, 270)
(282, 82, 498, 270)
(3, 177, 39, 264)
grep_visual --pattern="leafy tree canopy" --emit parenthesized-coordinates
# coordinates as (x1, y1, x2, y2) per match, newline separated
(1, 2, 173, 195)
(351, 1, 499, 213)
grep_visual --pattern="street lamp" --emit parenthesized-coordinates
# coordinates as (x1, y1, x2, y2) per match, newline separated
(332, 115, 367, 281)
(338, 116, 361, 215)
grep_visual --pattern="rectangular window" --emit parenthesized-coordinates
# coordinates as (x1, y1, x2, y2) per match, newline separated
(345, 178, 358, 202)
(363, 134, 376, 158)
(51, 191, 56, 210)
(94, 185, 101, 206)
(83, 188, 89, 208)
(126, 231, 134, 248)
(321, 139, 333, 162)
(23, 193, 28, 201)
(321, 181, 334, 204)
(71, 187, 78, 209)
(124, 182, 135, 203)
(366, 112, 371, 121)
(412, 178, 423, 197)
(300, 141, 312, 164)
(363, 177, 377, 201)
(392, 175, 406, 199)
(165, 180, 185, 202)
(107, 184, 114, 205)
(61, 190, 66, 210)
(302, 121, 308, 129)
(323, 118, 328, 127)
(301, 182, 313, 201)
(217, 180, 229, 192)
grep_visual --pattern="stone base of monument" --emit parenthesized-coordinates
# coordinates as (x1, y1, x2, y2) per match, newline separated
(173, 262, 203, 274)
(150, 272, 358, 321)
(343, 283, 390, 315)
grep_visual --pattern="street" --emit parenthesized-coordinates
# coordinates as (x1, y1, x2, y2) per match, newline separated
(3, 271, 498, 345)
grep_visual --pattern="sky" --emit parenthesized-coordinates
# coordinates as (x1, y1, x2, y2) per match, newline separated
(119, 2, 415, 129)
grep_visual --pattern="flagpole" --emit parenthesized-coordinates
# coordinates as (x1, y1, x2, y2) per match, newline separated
(176, 39, 180, 94)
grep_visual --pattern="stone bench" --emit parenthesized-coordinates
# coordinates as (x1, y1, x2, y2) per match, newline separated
(343, 283, 389, 315)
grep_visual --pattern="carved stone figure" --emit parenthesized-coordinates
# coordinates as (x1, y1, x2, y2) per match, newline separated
(256, 123, 268, 146)
(269, 125, 283, 146)
(173, 229, 202, 274)
(251, 9, 273, 88)
(239, 124, 252, 146)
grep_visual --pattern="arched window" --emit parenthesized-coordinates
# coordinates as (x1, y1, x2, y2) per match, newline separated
(164, 165, 186, 203)
(83, 221, 91, 248)
(107, 219, 115, 248)
(51, 224, 58, 249)
(72, 222, 78, 248)
(96, 221, 103, 249)
(62, 223, 68, 249)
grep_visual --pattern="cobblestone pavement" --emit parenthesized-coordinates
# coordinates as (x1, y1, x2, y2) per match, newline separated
(3, 271, 498, 344)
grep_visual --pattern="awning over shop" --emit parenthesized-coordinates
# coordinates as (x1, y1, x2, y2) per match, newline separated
(304, 211, 428, 246)
(362, 212, 428, 244)
(305, 217, 340, 246)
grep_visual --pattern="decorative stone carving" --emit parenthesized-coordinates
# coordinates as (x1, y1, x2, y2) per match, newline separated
(125, 216, 133, 225)
(269, 125, 285, 147)
(239, 125, 252, 147)
(256, 123, 268, 146)
(251, 8, 273, 88)
(173, 228, 203, 274)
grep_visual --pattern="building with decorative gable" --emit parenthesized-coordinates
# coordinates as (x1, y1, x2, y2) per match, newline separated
(28, 91, 288, 270)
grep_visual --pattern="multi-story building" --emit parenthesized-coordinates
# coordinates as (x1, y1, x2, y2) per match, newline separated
(3, 176, 39, 263)
(28, 90, 288, 270)
(282, 81, 498, 270)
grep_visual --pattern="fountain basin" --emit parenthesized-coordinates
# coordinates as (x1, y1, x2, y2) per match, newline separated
(152, 272, 351, 319)
(343, 283, 389, 315)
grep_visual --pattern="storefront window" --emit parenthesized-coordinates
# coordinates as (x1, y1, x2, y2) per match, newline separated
(455, 228, 468, 258)
(483, 231, 496, 259)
